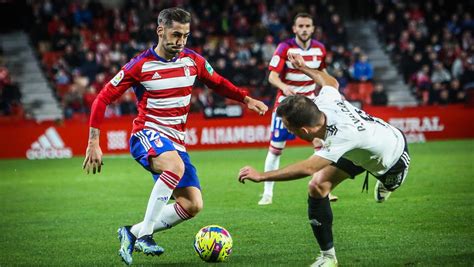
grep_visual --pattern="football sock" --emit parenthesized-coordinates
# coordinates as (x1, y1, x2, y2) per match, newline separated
(130, 202, 192, 236)
(321, 247, 336, 258)
(308, 195, 334, 251)
(263, 147, 282, 196)
(137, 171, 180, 238)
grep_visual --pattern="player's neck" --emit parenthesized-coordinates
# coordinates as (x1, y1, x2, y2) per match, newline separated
(295, 37, 311, 50)
(316, 114, 327, 139)
(154, 45, 178, 61)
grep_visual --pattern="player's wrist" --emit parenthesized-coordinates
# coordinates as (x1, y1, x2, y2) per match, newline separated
(243, 96, 253, 104)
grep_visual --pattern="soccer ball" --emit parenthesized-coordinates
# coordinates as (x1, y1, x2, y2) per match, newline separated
(194, 225, 233, 262)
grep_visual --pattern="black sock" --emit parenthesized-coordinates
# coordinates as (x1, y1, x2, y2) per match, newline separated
(308, 195, 333, 251)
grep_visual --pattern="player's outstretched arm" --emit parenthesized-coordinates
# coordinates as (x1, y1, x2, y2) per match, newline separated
(83, 127, 103, 174)
(288, 53, 339, 88)
(243, 96, 268, 115)
(238, 155, 331, 183)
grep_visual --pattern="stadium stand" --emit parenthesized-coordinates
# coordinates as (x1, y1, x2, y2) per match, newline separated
(372, 1, 473, 106)
(15, 0, 364, 120)
(1, 0, 471, 121)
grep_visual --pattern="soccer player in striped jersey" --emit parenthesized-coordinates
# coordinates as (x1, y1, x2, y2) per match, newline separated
(259, 13, 337, 205)
(82, 8, 267, 265)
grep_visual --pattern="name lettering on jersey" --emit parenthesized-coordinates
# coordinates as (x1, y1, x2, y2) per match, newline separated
(152, 72, 161, 79)
(326, 125, 338, 137)
(111, 70, 125, 86)
(205, 61, 214, 75)
(336, 101, 366, 131)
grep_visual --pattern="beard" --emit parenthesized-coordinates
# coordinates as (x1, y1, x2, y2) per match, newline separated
(296, 33, 311, 43)
(163, 44, 182, 55)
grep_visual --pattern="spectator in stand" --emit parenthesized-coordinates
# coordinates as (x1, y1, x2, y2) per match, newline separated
(429, 82, 445, 105)
(411, 64, 431, 101)
(371, 83, 389, 106)
(0, 79, 22, 115)
(438, 88, 451, 105)
(431, 61, 452, 84)
(83, 85, 98, 113)
(119, 90, 137, 115)
(448, 79, 466, 103)
(62, 84, 83, 118)
(351, 53, 373, 82)
(260, 35, 276, 62)
(80, 51, 100, 82)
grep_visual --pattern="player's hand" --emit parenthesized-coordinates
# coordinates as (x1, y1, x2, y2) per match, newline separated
(281, 86, 296, 96)
(244, 96, 268, 115)
(238, 166, 263, 183)
(288, 53, 306, 69)
(82, 142, 103, 174)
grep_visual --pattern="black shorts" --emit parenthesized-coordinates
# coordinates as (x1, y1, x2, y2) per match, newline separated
(331, 131, 410, 190)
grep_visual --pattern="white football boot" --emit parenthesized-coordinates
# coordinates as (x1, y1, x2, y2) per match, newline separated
(374, 180, 392, 203)
(258, 194, 273, 205)
(310, 254, 338, 267)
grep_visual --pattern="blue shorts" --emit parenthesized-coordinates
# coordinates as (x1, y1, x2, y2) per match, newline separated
(270, 111, 296, 142)
(129, 129, 200, 189)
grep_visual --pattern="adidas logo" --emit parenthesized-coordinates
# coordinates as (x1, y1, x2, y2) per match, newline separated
(26, 127, 72, 160)
(152, 72, 161, 79)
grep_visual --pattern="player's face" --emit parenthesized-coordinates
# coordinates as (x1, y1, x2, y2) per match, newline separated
(157, 21, 190, 56)
(293, 17, 314, 43)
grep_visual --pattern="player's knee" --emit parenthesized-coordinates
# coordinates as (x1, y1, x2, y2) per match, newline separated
(308, 175, 330, 198)
(186, 200, 203, 217)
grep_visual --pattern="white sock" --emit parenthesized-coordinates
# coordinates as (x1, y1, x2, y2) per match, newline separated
(131, 202, 193, 236)
(137, 171, 180, 238)
(263, 142, 285, 196)
(322, 247, 336, 258)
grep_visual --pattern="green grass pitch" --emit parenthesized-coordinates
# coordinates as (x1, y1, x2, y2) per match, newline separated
(0, 140, 473, 266)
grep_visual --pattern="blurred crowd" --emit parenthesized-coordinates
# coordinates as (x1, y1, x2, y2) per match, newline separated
(0, 49, 23, 118)
(24, 0, 364, 119)
(373, 0, 473, 105)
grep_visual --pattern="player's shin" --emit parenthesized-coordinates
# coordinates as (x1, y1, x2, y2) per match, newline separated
(137, 171, 180, 238)
(308, 195, 335, 254)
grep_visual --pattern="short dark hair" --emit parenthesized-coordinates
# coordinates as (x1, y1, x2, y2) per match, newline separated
(276, 95, 322, 128)
(293, 13, 313, 25)
(157, 7, 191, 27)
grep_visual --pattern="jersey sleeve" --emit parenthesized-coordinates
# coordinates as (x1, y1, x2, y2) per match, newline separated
(194, 54, 248, 102)
(268, 43, 288, 73)
(89, 61, 141, 128)
(314, 134, 355, 163)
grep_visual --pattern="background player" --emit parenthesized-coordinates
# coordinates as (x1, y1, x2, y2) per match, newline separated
(82, 7, 267, 265)
(260, 13, 337, 205)
(239, 53, 410, 266)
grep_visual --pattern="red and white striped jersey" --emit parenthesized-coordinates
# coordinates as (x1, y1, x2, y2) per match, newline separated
(90, 46, 248, 151)
(268, 38, 326, 108)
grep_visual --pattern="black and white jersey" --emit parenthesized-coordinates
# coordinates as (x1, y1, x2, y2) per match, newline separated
(313, 86, 405, 176)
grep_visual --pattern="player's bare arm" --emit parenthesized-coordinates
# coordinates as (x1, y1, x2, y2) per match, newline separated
(238, 155, 331, 183)
(243, 96, 268, 115)
(268, 70, 295, 96)
(83, 127, 103, 174)
(288, 53, 339, 88)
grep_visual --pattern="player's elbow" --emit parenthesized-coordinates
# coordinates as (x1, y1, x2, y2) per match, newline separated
(325, 77, 339, 89)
